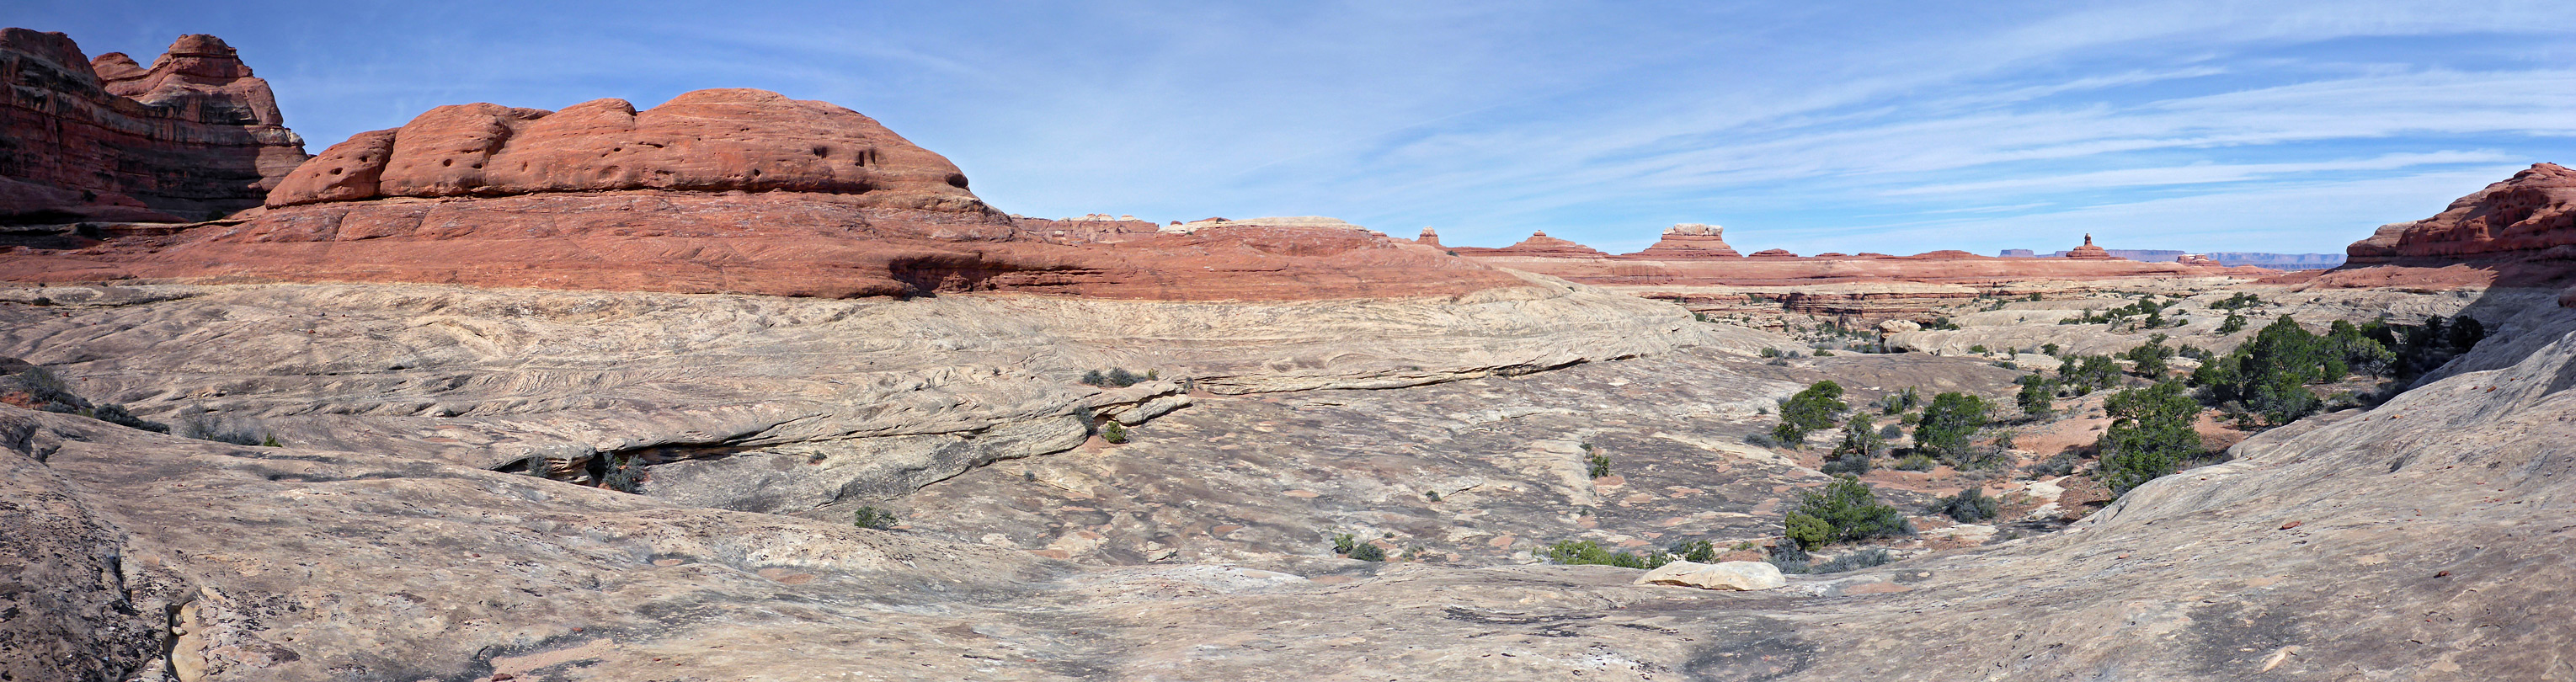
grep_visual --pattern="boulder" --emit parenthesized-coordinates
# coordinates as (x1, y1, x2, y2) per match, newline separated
(1635, 560, 1786, 590)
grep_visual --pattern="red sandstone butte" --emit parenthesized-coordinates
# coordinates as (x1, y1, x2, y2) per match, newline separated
(2289, 163, 2576, 291)
(0, 88, 1528, 301)
(2346, 163, 2576, 263)
(1629, 223, 1740, 258)
(0, 29, 307, 223)
(2062, 234, 2118, 260)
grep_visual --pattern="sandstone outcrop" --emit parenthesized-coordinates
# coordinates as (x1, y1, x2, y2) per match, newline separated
(265, 89, 977, 210)
(1417, 226, 1442, 248)
(0, 29, 307, 223)
(0, 89, 1542, 301)
(1629, 223, 1740, 258)
(2347, 163, 2576, 263)
(2062, 233, 2118, 260)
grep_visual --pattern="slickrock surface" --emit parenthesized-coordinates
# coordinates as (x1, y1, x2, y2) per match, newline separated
(0, 29, 306, 223)
(0, 278, 1763, 515)
(8, 287, 2573, 681)
(890, 348, 2020, 567)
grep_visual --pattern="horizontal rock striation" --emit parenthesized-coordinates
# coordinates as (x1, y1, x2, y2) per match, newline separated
(0, 29, 306, 224)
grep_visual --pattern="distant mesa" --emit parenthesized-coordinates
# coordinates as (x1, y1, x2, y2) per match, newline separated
(1907, 250, 1987, 260)
(1631, 223, 1741, 258)
(1417, 227, 1442, 248)
(0, 29, 308, 223)
(1460, 230, 1610, 258)
(1747, 248, 1800, 258)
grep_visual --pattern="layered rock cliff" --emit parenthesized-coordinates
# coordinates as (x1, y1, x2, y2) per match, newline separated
(0, 29, 306, 223)
(2347, 163, 2576, 263)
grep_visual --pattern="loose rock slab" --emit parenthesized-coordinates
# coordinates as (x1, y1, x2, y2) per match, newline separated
(1635, 560, 1786, 591)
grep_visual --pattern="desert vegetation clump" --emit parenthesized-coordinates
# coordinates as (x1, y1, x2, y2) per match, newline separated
(1911, 392, 1991, 465)
(1821, 413, 1883, 475)
(1771, 381, 1848, 445)
(851, 506, 900, 530)
(1936, 487, 2001, 522)
(1543, 540, 1672, 568)
(2095, 381, 2205, 495)
(1582, 443, 1612, 478)
(1100, 421, 1129, 444)
(1079, 368, 1158, 387)
(2015, 375, 2056, 418)
(1782, 475, 1907, 551)
(2189, 315, 2419, 424)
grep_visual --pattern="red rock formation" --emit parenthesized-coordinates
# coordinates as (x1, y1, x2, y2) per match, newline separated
(0, 29, 307, 223)
(1, 88, 1532, 301)
(1417, 227, 1442, 248)
(1626, 223, 1739, 258)
(2061, 234, 2118, 260)
(1747, 248, 1800, 258)
(1457, 231, 1608, 258)
(2346, 163, 2576, 263)
(268, 89, 975, 211)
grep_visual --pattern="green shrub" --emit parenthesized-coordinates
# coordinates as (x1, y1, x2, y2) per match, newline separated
(2121, 338, 2177, 376)
(2015, 376, 2056, 417)
(1331, 532, 1358, 554)
(2097, 381, 2205, 495)
(851, 506, 900, 530)
(1937, 487, 2000, 522)
(1586, 451, 1613, 479)
(1826, 413, 1882, 474)
(1101, 422, 1128, 444)
(1759, 347, 1781, 358)
(1912, 392, 1991, 463)
(1771, 381, 1848, 445)
(2217, 312, 2248, 334)
(1968, 344, 1989, 354)
(1349, 542, 1387, 562)
(1782, 476, 1907, 551)
(1543, 540, 1669, 568)
(1893, 454, 1936, 472)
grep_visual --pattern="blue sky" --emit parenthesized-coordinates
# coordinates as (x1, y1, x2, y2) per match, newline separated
(24, 1, 2576, 254)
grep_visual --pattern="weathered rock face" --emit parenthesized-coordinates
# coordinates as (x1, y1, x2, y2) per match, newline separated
(1636, 561, 1786, 591)
(1629, 223, 1740, 258)
(0, 29, 307, 223)
(2348, 163, 2576, 263)
(1416, 226, 1442, 248)
(1, 87, 1550, 301)
(266, 89, 976, 210)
